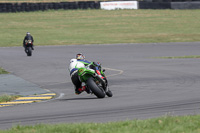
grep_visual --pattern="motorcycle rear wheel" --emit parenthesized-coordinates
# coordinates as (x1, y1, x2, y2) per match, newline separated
(26, 47, 32, 56)
(87, 77, 105, 98)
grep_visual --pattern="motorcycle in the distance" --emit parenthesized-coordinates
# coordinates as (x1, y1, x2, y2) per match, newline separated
(78, 63, 113, 98)
(24, 40, 33, 56)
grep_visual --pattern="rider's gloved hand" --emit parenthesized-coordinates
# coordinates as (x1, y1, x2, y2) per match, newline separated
(93, 62, 101, 67)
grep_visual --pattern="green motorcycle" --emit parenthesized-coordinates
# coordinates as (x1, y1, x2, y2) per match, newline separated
(77, 66, 113, 98)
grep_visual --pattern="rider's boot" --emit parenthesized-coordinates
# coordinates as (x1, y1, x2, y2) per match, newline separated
(75, 86, 86, 95)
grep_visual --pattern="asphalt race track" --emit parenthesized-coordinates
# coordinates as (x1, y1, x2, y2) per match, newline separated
(0, 42, 200, 129)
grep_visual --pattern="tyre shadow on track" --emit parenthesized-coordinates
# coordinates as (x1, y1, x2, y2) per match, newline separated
(57, 97, 98, 101)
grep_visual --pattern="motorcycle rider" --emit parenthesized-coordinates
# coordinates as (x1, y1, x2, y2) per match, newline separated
(23, 32, 34, 50)
(69, 53, 106, 95)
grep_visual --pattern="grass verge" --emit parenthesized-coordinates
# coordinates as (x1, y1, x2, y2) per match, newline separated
(0, 115, 200, 133)
(0, 94, 20, 103)
(0, 10, 200, 47)
(0, 67, 9, 74)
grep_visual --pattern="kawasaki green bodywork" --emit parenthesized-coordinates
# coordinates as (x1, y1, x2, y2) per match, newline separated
(78, 67, 105, 83)
(78, 67, 95, 82)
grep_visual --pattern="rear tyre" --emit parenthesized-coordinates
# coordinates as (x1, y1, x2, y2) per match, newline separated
(27, 47, 32, 56)
(87, 77, 105, 98)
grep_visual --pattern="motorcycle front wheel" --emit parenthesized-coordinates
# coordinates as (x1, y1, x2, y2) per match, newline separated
(106, 90, 113, 97)
(87, 77, 105, 98)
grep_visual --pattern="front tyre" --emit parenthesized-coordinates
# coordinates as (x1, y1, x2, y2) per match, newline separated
(87, 77, 105, 98)
(106, 90, 113, 97)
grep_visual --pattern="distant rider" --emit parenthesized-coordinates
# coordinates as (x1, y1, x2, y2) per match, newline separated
(23, 32, 34, 50)
(69, 53, 106, 95)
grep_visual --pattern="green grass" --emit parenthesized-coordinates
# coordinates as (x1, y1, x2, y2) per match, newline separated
(0, 94, 19, 102)
(0, 10, 200, 47)
(0, 10, 200, 132)
(1, 115, 200, 133)
(0, 67, 9, 74)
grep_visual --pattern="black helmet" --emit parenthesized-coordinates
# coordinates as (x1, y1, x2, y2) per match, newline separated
(76, 53, 85, 60)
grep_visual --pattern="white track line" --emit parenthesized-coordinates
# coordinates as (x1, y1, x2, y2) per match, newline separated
(103, 67, 124, 77)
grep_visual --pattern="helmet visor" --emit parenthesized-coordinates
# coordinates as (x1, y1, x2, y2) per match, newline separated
(76, 54, 84, 60)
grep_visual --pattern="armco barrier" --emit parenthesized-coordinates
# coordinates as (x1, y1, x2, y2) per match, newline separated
(171, 2, 200, 9)
(139, 1, 200, 9)
(139, 1, 171, 9)
(1, 1, 200, 13)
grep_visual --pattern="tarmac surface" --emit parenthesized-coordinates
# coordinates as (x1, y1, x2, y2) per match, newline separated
(0, 42, 200, 129)
(0, 74, 48, 96)
(0, 74, 56, 107)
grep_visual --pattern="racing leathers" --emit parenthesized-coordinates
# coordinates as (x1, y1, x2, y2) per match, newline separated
(69, 58, 105, 94)
(23, 35, 34, 50)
